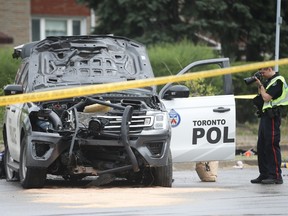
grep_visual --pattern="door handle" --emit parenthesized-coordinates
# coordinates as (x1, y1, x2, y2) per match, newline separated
(6, 107, 16, 112)
(7, 107, 16, 113)
(213, 107, 230, 113)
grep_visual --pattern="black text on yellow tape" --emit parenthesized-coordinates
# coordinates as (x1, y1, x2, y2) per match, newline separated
(1, 58, 288, 106)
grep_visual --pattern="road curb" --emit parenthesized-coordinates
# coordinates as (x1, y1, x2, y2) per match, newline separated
(173, 160, 288, 171)
(173, 160, 258, 171)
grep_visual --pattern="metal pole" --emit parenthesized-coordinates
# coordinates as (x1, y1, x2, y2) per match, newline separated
(275, 0, 282, 72)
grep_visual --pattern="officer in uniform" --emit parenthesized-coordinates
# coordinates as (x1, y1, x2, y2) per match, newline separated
(251, 67, 288, 184)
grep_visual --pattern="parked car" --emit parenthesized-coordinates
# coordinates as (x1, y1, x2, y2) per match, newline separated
(2, 35, 236, 189)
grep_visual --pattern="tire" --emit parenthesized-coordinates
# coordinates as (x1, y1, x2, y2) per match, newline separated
(4, 146, 19, 181)
(19, 137, 47, 188)
(152, 149, 173, 187)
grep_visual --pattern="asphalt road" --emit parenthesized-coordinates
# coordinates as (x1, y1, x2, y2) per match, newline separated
(0, 163, 287, 216)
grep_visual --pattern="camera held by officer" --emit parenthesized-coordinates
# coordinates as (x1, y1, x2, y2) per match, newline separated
(244, 71, 262, 85)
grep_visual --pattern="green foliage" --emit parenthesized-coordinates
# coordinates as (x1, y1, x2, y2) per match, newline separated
(0, 47, 20, 88)
(78, 0, 193, 45)
(0, 47, 20, 143)
(185, 78, 220, 96)
(147, 40, 223, 95)
(0, 89, 4, 122)
(190, 0, 288, 61)
(79, 0, 288, 61)
(147, 40, 217, 77)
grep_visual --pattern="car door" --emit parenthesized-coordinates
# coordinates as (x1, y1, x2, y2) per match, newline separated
(5, 63, 28, 161)
(160, 58, 236, 162)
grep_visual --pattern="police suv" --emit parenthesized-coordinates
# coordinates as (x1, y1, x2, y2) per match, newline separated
(2, 36, 235, 188)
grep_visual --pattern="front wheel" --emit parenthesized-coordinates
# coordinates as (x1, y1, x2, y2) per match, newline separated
(19, 137, 47, 188)
(152, 149, 173, 187)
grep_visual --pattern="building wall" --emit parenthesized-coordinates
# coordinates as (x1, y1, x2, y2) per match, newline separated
(31, 0, 91, 37)
(0, 0, 91, 47)
(0, 0, 31, 46)
(31, 0, 90, 16)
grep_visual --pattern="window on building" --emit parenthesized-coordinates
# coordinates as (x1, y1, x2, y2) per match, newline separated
(31, 17, 86, 41)
(32, 19, 40, 41)
(73, 20, 81, 35)
(45, 20, 67, 36)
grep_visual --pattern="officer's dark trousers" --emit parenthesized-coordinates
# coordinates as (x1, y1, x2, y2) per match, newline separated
(257, 114, 282, 179)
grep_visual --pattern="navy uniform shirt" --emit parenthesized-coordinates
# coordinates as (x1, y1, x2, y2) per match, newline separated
(265, 74, 283, 100)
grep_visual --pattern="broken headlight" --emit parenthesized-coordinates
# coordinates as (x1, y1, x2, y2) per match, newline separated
(153, 113, 169, 130)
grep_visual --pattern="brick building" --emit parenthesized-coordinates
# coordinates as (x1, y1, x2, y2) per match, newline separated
(0, 0, 93, 46)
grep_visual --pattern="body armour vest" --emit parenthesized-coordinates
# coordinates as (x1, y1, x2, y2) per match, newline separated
(262, 75, 288, 111)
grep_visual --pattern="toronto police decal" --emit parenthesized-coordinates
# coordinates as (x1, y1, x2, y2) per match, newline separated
(169, 109, 181, 127)
(191, 119, 235, 145)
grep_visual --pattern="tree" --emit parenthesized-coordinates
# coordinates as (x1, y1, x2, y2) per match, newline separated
(189, 0, 288, 61)
(78, 0, 288, 61)
(78, 0, 192, 45)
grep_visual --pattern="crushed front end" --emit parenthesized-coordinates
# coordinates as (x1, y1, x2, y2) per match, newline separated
(26, 91, 171, 186)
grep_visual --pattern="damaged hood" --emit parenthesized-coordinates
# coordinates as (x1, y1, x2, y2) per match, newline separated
(23, 35, 156, 92)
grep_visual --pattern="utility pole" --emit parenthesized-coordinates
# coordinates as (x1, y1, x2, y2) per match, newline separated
(275, 0, 282, 72)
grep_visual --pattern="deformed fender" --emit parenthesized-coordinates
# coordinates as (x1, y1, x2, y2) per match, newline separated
(25, 132, 69, 168)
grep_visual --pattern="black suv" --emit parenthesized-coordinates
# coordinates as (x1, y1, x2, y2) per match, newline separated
(3, 35, 177, 188)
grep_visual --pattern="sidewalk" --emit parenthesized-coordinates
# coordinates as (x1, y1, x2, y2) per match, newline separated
(173, 156, 258, 171)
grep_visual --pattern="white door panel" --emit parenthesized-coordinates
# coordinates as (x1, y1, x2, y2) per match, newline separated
(5, 104, 22, 161)
(162, 95, 235, 162)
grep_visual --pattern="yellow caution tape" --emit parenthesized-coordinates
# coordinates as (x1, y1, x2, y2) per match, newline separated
(1, 58, 288, 106)
(234, 94, 257, 99)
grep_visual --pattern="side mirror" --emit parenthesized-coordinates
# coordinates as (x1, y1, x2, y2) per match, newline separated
(162, 85, 189, 100)
(3, 84, 24, 95)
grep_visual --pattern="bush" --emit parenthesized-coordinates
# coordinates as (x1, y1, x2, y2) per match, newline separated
(0, 47, 20, 143)
(0, 47, 20, 89)
(147, 40, 223, 94)
(147, 40, 217, 77)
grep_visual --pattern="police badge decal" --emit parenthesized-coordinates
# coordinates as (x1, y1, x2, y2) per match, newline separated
(168, 109, 181, 127)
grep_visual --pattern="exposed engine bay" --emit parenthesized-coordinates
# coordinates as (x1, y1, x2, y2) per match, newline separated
(29, 90, 170, 185)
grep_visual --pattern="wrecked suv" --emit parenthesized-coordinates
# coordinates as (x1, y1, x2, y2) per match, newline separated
(3, 35, 183, 188)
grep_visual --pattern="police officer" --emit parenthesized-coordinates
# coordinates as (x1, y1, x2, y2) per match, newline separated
(251, 67, 288, 184)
